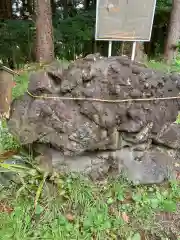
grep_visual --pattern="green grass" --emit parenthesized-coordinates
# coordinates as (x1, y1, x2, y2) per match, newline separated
(12, 59, 70, 100)
(147, 59, 180, 73)
(0, 127, 20, 152)
(12, 72, 29, 100)
(0, 176, 179, 240)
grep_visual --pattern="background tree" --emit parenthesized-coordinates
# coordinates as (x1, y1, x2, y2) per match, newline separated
(84, 0, 91, 10)
(34, 0, 54, 63)
(0, 0, 180, 68)
(164, 0, 180, 64)
(0, 0, 12, 19)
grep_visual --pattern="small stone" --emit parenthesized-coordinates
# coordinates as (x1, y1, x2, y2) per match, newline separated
(130, 89, 142, 98)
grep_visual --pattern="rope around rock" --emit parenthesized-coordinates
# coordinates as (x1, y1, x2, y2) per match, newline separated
(27, 89, 180, 103)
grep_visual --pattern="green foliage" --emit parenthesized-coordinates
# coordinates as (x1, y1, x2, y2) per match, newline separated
(175, 108, 180, 124)
(0, 153, 53, 208)
(148, 0, 172, 58)
(0, 72, 28, 153)
(0, 20, 35, 67)
(0, 0, 175, 64)
(53, 10, 95, 60)
(0, 121, 20, 152)
(0, 175, 179, 239)
(13, 72, 29, 99)
(0, 10, 95, 65)
(147, 59, 180, 73)
(156, 0, 172, 11)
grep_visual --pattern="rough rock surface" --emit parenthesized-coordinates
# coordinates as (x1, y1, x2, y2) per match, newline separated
(8, 54, 180, 184)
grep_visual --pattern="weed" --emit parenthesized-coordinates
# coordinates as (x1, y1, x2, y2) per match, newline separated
(0, 172, 179, 239)
(147, 59, 180, 73)
(0, 120, 20, 152)
(12, 72, 29, 99)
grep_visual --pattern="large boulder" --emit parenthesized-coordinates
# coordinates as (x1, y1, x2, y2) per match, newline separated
(8, 55, 180, 184)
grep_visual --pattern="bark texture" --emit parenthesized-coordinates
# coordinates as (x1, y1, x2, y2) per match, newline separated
(164, 0, 180, 64)
(0, 0, 12, 19)
(35, 0, 54, 63)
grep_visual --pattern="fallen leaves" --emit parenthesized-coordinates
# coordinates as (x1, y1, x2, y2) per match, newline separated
(0, 201, 13, 214)
(119, 191, 133, 204)
(122, 211, 129, 223)
(66, 213, 75, 222)
(0, 150, 18, 161)
(176, 171, 180, 180)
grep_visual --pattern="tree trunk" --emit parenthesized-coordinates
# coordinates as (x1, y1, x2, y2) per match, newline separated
(0, 0, 12, 19)
(84, 0, 90, 10)
(51, 0, 56, 16)
(135, 42, 147, 63)
(27, 0, 34, 15)
(164, 0, 180, 64)
(92, 0, 96, 9)
(35, 0, 54, 64)
(62, 0, 68, 18)
(7, 57, 15, 69)
(21, 0, 27, 18)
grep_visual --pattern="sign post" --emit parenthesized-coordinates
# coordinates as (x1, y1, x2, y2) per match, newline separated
(108, 41, 112, 57)
(131, 42, 137, 61)
(95, 0, 157, 59)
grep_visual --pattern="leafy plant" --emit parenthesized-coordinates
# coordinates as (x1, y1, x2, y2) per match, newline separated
(175, 112, 180, 124)
(0, 120, 20, 152)
(0, 155, 50, 210)
(12, 72, 29, 99)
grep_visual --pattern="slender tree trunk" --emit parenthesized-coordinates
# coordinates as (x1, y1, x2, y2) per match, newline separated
(21, 0, 27, 18)
(51, 0, 56, 16)
(34, 0, 54, 64)
(27, 0, 34, 16)
(92, 0, 96, 9)
(84, 0, 90, 10)
(135, 42, 147, 62)
(0, 0, 12, 19)
(7, 57, 15, 69)
(164, 0, 180, 64)
(62, 0, 68, 18)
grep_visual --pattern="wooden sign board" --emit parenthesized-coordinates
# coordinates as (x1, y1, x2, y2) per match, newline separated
(95, 0, 156, 41)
